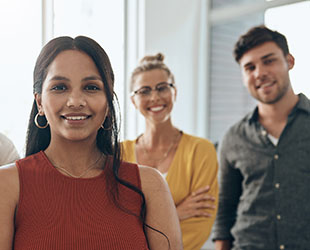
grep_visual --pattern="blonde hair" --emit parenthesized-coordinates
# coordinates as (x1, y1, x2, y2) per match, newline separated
(130, 53, 175, 90)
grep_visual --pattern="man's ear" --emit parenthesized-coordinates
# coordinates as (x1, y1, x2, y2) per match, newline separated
(130, 96, 138, 109)
(35, 93, 43, 114)
(286, 53, 295, 70)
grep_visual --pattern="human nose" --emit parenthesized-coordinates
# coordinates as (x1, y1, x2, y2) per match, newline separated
(149, 88, 160, 100)
(254, 64, 268, 80)
(66, 90, 86, 108)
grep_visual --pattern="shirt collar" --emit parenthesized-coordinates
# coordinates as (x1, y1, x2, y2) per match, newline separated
(247, 93, 310, 124)
(248, 107, 259, 124)
(295, 93, 310, 114)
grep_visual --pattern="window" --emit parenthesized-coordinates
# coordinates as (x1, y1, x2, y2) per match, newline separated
(0, 0, 42, 155)
(265, 1, 310, 97)
(0, 0, 125, 155)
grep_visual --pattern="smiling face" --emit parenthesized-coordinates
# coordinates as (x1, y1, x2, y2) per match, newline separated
(239, 41, 294, 104)
(131, 69, 176, 125)
(35, 50, 108, 143)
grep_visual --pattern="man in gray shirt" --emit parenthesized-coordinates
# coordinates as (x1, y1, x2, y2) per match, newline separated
(213, 25, 310, 250)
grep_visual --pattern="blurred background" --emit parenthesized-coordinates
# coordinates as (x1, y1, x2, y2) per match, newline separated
(0, 0, 309, 247)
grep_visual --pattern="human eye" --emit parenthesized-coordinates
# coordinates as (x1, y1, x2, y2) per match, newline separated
(50, 84, 67, 91)
(156, 83, 169, 92)
(264, 58, 276, 65)
(85, 84, 101, 92)
(245, 65, 255, 72)
(137, 87, 151, 96)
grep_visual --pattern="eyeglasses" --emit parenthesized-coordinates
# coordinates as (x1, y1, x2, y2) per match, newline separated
(131, 82, 174, 98)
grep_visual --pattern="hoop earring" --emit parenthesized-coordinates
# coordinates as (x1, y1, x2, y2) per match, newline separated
(101, 109, 112, 131)
(101, 116, 113, 130)
(34, 113, 49, 129)
(101, 122, 112, 131)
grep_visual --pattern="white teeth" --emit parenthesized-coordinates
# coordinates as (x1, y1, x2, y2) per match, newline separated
(261, 82, 273, 88)
(150, 106, 164, 112)
(66, 116, 87, 120)
(258, 81, 275, 89)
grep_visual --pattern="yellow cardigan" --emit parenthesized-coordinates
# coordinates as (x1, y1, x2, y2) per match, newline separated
(121, 133, 219, 250)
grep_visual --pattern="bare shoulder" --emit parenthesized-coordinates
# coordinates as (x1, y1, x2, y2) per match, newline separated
(138, 165, 164, 181)
(139, 166, 174, 206)
(0, 163, 19, 203)
(0, 163, 19, 250)
(0, 163, 19, 180)
(138, 166, 183, 249)
(138, 165, 168, 196)
(0, 162, 19, 178)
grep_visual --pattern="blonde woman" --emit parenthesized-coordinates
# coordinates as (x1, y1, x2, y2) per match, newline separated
(122, 53, 219, 250)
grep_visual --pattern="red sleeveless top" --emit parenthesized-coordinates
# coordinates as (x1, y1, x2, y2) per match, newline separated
(14, 151, 149, 250)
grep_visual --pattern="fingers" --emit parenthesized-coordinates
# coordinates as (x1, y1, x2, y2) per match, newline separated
(191, 185, 210, 196)
(191, 192, 216, 203)
(193, 210, 212, 218)
(188, 203, 214, 218)
(176, 203, 214, 220)
(176, 185, 217, 220)
(194, 201, 216, 210)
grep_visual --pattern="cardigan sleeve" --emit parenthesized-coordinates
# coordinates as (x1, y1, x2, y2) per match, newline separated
(179, 137, 219, 250)
(212, 131, 242, 241)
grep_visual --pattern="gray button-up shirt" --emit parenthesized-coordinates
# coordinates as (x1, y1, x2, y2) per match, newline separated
(213, 94, 310, 250)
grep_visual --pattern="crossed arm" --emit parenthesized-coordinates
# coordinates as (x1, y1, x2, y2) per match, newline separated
(213, 137, 243, 250)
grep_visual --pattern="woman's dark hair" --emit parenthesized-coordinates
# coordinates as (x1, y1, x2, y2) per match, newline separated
(25, 36, 165, 247)
(234, 25, 290, 63)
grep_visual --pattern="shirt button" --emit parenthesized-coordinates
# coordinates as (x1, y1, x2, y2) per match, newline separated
(275, 183, 280, 188)
(277, 214, 281, 220)
(279, 245, 285, 250)
(274, 154, 279, 160)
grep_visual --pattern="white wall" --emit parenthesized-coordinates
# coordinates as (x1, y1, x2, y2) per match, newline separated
(124, 0, 210, 140)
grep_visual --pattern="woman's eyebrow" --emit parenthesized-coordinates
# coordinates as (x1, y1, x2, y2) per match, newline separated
(49, 75, 70, 81)
(82, 75, 102, 82)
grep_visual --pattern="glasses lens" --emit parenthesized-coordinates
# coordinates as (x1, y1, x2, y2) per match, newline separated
(137, 87, 152, 96)
(133, 83, 173, 98)
(156, 82, 172, 95)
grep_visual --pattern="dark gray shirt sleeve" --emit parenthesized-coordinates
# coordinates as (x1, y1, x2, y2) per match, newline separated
(213, 130, 242, 241)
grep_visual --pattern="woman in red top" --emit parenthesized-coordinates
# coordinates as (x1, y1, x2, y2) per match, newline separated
(0, 36, 182, 250)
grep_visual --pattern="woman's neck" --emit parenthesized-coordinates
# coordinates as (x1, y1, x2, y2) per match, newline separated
(136, 119, 182, 172)
(143, 120, 179, 146)
(44, 136, 102, 173)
